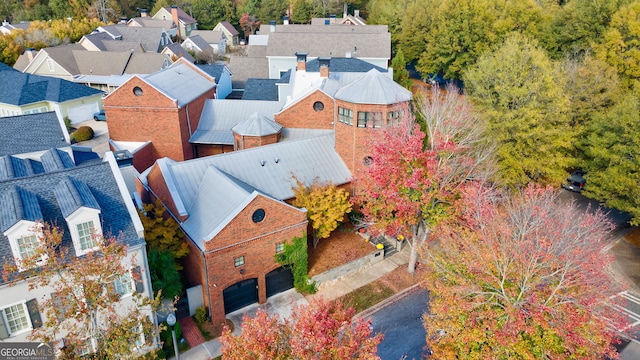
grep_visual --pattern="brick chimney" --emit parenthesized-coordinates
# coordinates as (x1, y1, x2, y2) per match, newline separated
(171, 6, 181, 38)
(140, 9, 148, 17)
(295, 52, 307, 71)
(319, 57, 330, 78)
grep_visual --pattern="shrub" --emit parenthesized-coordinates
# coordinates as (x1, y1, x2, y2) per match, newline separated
(63, 117, 72, 132)
(70, 126, 94, 142)
(194, 306, 208, 325)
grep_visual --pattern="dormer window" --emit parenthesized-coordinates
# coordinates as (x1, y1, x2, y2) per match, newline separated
(5, 224, 47, 270)
(77, 221, 97, 251)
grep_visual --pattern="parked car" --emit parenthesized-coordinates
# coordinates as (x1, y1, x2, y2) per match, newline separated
(562, 170, 586, 192)
(93, 110, 106, 121)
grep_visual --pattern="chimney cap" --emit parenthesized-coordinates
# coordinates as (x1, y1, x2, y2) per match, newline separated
(269, 20, 276, 25)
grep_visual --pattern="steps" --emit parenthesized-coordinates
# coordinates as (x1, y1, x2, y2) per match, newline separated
(370, 236, 398, 258)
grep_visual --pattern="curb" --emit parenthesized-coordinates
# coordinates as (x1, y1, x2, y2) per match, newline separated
(355, 282, 424, 320)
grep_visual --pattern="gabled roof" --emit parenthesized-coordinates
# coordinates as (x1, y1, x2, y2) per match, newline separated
(160, 6, 197, 24)
(53, 176, 101, 218)
(0, 112, 68, 156)
(140, 62, 216, 107)
(183, 35, 211, 52)
(98, 25, 170, 52)
(190, 100, 284, 145)
(190, 30, 225, 44)
(0, 186, 42, 232)
(163, 43, 195, 63)
(226, 56, 269, 88)
(334, 69, 412, 104)
(180, 166, 263, 248)
(242, 79, 280, 101)
(0, 157, 145, 284)
(305, 57, 387, 73)
(127, 17, 173, 29)
(216, 21, 239, 36)
(0, 156, 42, 181)
(41, 149, 75, 172)
(158, 134, 351, 209)
(35, 44, 86, 75)
(0, 67, 103, 106)
(123, 53, 170, 74)
(232, 113, 282, 136)
(73, 50, 133, 76)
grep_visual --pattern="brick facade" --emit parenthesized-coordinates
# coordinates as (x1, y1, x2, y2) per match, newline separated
(194, 144, 233, 157)
(104, 75, 215, 168)
(274, 90, 335, 130)
(234, 132, 281, 150)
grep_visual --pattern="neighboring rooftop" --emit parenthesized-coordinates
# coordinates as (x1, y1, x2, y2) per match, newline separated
(0, 112, 68, 156)
(140, 61, 216, 107)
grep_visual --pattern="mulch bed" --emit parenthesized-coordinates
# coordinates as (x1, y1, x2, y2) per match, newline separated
(307, 222, 375, 277)
(198, 318, 234, 340)
(625, 227, 640, 247)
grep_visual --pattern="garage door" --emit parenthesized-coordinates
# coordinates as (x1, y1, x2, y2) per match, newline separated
(223, 278, 258, 314)
(266, 266, 294, 298)
(67, 103, 99, 124)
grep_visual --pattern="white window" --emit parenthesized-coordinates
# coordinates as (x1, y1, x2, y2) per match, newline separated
(234, 256, 245, 267)
(113, 272, 133, 297)
(77, 221, 97, 251)
(2, 303, 30, 335)
(338, 107, 353, 125)
(5, 222, 46, 270)
(16, 235, 38, 259)
(275, 242, 284, 254)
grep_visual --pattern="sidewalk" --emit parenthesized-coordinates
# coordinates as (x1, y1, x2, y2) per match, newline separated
(171, 245, 412, 360)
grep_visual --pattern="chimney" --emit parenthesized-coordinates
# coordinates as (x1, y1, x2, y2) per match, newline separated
(295, 52, 307, 71)
(355, 9, 360, 17)
(171, 5, 181, 38)
(283, 16, 289, 25)
(329, 14, 336, 24)
(343, 3, 348, 18)
(319, 57, 330, 78)
(140, 9, 148, 17)
(269, 20, 276, 32)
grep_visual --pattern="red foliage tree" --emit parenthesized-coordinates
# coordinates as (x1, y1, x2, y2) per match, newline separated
(239, 13, 260, 38)
(220, 299, 383, 359)
(353, 85, 492, 273)
(424, 184, 627, 359)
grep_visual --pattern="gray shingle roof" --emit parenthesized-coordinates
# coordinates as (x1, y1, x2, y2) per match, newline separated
(98, 25, 169, 52)
(0, 156, 43, 181)
(160, 6, 197, 24)
(123, 53, 170, 74)
(226, 56, 269, 88)
(184, 35, 210, 52)
(242, 79, 279, 100)
(190, 100, 284, 145)
(141, 62, 216, 107)
(190, 30, 225, 44)
(0, 112, 68, 156)
(334, 69, 412, 104)
(195, 64, 225, 84)
(217, 21, 239, 36)
(164, 43, 195, 63)
(232, 113, 282, 136)
(53, 177, 101, 218)
(305, 57, 387, 73)
(41, 149, 75, 172)
(0, 186, 42, 232)
(0, 67, 103, 106)
(159, 133, 351, 212)
(0, 160, 144, 284)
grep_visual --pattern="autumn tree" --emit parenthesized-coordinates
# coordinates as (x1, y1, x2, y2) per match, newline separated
(292, 177, 352, 248)
(139, 198, 189, 270)
(423, 185, 626, 359)
(3, 224, 162, 359)
(353, 86, 491, 273)
(239, 13, 260, 38)
(220, 298, 383, 359)
(464, 33, 572, 188)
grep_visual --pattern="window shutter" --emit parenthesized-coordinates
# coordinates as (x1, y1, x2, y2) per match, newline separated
(26, 299, 42, 328)
(0, 310, 9, 339)
(132, 266, 144, 293)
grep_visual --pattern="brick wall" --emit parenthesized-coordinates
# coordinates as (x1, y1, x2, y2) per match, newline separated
(195, 144, 233, 157)
(104, 76, 215, 164)
(202, 195, 307, 322)
(145, 164, 188, 222)
(238, 133, 280, 150)
(275, 90, 334, 129)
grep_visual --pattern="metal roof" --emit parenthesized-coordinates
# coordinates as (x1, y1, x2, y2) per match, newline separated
(0, 112, 68, 156)
(159, 134, 351, 217)
(335, 69, 412, 104)
(190, 99, 284, 144)
(142, 62, 216, 107)
(232, 113, 282, 136)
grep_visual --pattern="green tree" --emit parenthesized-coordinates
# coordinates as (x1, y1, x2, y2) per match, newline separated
(147, 248, 182, 299)
(191, 0, 236, 29)
(391, 48, 412, 90)
(255, 0, 289, 24)
(275, 234, 315, 294)
(151, 0, 171, 17)
(544, 0, 631, 59)
(367, 0, 407, 49)
(139, 198, 189, 270)
(292, 177, 352, 248)
(464, 33, 573, 188)
(594, 1, 640, 88)
(582, 92, 640, 224)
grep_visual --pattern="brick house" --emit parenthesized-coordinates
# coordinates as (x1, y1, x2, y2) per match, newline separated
(104, 59, 217, 171)
(135, 54, 411, 322)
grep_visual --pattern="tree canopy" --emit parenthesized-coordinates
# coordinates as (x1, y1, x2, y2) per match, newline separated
(139, 198, 189, 270)
(220, 298, 382, 359)
(424, 185, 625, 359)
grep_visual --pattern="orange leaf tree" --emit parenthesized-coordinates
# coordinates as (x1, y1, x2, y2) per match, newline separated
(220, 298, 383, 360)
(424, 185, 626, 359)
(3, 223, 162, 359)
(292, 177, 352, 248)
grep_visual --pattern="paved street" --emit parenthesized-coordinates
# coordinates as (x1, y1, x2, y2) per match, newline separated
(370, 287, 430, 360)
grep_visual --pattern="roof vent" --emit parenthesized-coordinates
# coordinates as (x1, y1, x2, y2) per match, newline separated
(261, 160, 266, 166)
(274, 157, 280, 163)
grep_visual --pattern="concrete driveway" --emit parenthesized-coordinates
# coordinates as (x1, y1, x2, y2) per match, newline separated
(73, 119, 110, 157)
